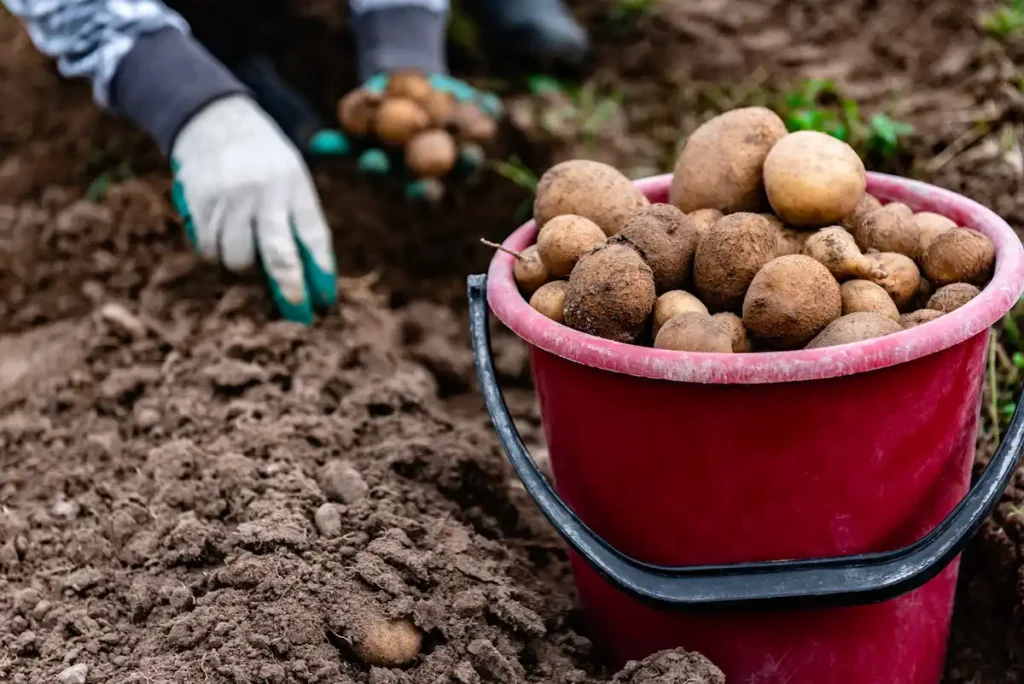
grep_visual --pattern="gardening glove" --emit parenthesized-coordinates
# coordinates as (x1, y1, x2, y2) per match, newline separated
(170, 94, 338, 325)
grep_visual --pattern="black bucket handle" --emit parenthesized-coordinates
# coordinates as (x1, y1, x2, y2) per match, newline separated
(468, 273, 1024, 611)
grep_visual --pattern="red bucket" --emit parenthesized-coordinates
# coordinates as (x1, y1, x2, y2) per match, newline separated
(469, 173, 1024, 684)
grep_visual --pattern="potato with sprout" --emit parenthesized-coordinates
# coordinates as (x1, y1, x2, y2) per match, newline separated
(803, 227, 886, 281)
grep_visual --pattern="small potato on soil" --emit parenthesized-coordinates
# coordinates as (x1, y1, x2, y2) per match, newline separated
(802, 226, 885, 281)
(927, 283, 981, 313)
(564, 237, 656, 343)
(535, 159, 648, 237)
(840, 280, 899, 321)
(900, 309, 944, 329)
(536, 214, 606, 278)
(864, 252, 922, 311)
(405, 129, 458, 178)
(530, 281, 568, 322)
(914, 212, 956, 255)
(687, 209, 724, 240)
(693, 213, 777, 312)
(921, 228, 996, 287)
(653, 290, 708, 338)
(619, 203, 699, 292)
(764, 131, 867, 227)
(513, 245, 549, 293)
(654, 311, 734, 353)
(806, 312, 903, 349)
(742, 255, 842, 349)
(853, 203, 921, 258)
(670, 107, 788, 214)
(353, 618, 423, 667)
(337, 88, 382, 137)
(376, 97, 430, 146)
(841, 193, 882, 233)
(712, 312, 753, 353)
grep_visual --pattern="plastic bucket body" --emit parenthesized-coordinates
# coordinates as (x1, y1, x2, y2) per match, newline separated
(482, 174, 1024, 684)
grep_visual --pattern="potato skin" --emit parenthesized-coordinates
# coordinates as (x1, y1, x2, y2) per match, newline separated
(529, 281, 568, 323)
(742, 255, 842, 349)
(914, 212, 956, 255)
(654, 311, 734, 353)
(353, 619, 422, 667)
(653, 290, 708, 338)
(670, 107, 788, 214)
(853, 203, 920, 258)
(534, 160, 648, 237)
(337, 88, 382, 137)
(764, 131, 867, 227)
(712, 311, 753, 353)
(564, 238, 657, 343)
(806, 312, 902, 349)
(693, 213, 778, 312)
(864, 252, 922, 311)
(513, 245, 549, 294)
(921, 228, 996, 287)
(803, 226, 886, 281)
(841, 193, 882, 233)
(619, 204, 699, 293)
(900, 309, 944, 329)
(536, 214, 606, 278)
(687, 209, 724, 240)
(840, 280, 899, 321)
(405, 129, 458, 178)
(927, 283, 981, 314)
(376, 97, 430, 146)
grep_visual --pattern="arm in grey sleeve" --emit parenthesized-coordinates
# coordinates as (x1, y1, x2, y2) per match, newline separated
(349, 0, 450, 80)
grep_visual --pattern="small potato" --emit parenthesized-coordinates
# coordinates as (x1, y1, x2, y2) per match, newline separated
(654, 311, 734, 353)
(536, 214, 606, 278)
(921, 228, 996, 287)
(670, 107, 788, 214)
(422, 89, 456, 127)
(653, 290, 708, 338)
(742, 255, 842, 349)
(353, 619, 422, 667)
(405, 129, 458, 178)
(619, 204, 699, 292)
(764, 131, 867, 227)
(853, 203, 920, 258)
(513, 245, 549, 293)
(914, 212, 956, 255)
(337, 88, 383, 137)
(687, 209, 724, 240)
(841, 193, 882, 233)
(712, 311, 753, 353)
(450, 102, 497, 143)
(564, 237, 656, 343)
(802, 226, 886, 281)
(386, 71, 434, 101)
(530, 281, 568, 322)
(693, 213, 777, 312)
(806, 312, 902, 349)
(840, 280, 899, 321)
(376, 97, 430, 146)
(535, 160, 648, 237)
(900, 309, 944, 329)
(864, 252, 922, 311)
(927, 283, 981, 313)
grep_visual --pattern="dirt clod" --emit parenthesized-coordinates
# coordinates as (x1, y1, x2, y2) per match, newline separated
(58, 664, 88, 684)
(318, 460, 369, 504)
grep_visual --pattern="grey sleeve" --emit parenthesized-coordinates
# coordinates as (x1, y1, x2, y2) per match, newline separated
(349, 0, 450, 80)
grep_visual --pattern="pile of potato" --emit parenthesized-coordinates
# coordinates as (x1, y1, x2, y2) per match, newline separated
(512, 107, 997, 352)
(337, 70, 496, 186)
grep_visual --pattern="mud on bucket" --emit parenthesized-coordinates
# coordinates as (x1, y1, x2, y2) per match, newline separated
(468, 173, 1024, 684)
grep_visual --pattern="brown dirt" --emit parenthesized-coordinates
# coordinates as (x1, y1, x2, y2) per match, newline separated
(2, 0, 1024, 682)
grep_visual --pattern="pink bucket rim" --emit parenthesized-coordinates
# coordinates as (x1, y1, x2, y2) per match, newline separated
(486, 172, 1024, 384)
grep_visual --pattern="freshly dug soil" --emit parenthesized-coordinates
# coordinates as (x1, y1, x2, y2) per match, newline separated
(2, 0, 1024, 682)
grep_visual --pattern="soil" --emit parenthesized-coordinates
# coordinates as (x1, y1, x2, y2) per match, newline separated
(1, 0, 1024, 682)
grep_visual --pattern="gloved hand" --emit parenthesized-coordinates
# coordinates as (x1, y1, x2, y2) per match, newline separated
(170, 95, 337, 325)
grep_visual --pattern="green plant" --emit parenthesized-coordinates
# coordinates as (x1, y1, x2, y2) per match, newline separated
(610, 0, 658, 24)
(85, 160, 134, 200)
(979, 0, 1024, 37)
(489, 155, 538, 223)
(526, 75, 623, 149)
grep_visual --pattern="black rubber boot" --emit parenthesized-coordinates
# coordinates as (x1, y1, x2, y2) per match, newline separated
(461, 0, 592, 78)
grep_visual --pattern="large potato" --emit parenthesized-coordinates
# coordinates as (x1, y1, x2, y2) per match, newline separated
(534, 160, 648, 237)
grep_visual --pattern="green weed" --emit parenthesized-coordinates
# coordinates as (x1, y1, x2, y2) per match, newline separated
(85, 160, 133, 200)
(527, 75, 623, 149)
(610, 0, 658, 24)
(489, 155, 538, 223)
(979, 0, 1024, 37)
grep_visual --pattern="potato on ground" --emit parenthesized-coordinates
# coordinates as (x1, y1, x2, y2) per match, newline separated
(914, 212, 956, 255)
(513, 245, 549, 293)
(712, 312, 754, 353)
(405, 130, 457, 178)
(654, 311, 734, 353)
(536, 214, 606, 278)
(927, 283, 981, 313)
(840, 280, 899, 321)
(376, 97, 430, 146)
(900, 309, 944, 329)
(802, 226, 886, 281)
(693, 213, 777, 312)
(921, 228, 996, 287)
(841, 193, 882, 233)
(742, 255, 842, 349)
(852, 203, 921, 258)
(806, 312, 903, 349)
(564, 237, 656, 343)
(653, 290, 707, 338)
(619, 204, 699, 292)
(353, 618, 422, 667)
(534, 160, 648, 236)
(530, 281, 568, 322)
(864, 252, 923, 311)
(763, 131, 867, 226)
(670, 107, 788, 214)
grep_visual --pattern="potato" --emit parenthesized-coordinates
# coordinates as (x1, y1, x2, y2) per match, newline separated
(900, 309, 944, 329)
(742, 255, 842, 349)
(921, 228, 996, 287)
(841, 193, 882, 233)
(853, 203, 921, 258)
(914, 212, 956, 255)
(927, 283, 981, 313)
(840, 280, 899, 321)
(530, 281, 568, 322)
(912, 276, 934, 311)
(353, 618, 422, 667)
(763, 131, 867, 227)
(760, 214, 811, 257)
(536, 214, 606, 278)
(337, 88, 383, 137)
(422, 89, 456, 127)
(513, 245, 549, 293)
(864, 252, 922, 311)
(376, 97, 430, 146)
(450, 102, 497, 143)
(405, 129, 458, 178)
(693, 213, 777, 312)
(564, 237, 656, 343)
(535, 160, 648, 237)
(654, 311, 734, 353)
(653, 290, 708, 338)
(802, 226, 886, 281)
(619, 204, 699, 292)
(712, 312, 753, 353)
(687, 209, 724, 240)
(670, 107, 788, 213)
(386, 70, 434, 102)
(806, 312, 903, 349)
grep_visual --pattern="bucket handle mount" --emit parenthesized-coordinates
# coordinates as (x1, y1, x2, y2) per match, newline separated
(468, 273, 1024, 611)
